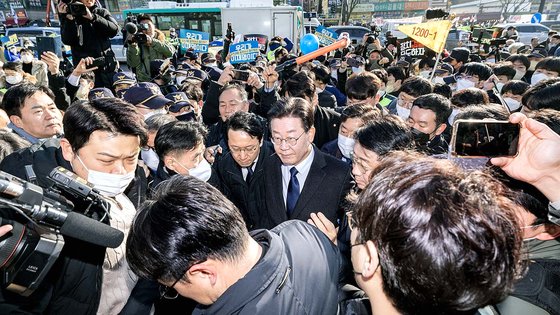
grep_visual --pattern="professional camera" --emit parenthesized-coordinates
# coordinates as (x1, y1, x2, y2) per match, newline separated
(68, 1, 88, 17)
(490, 38, 507, 46)
(0, 168, 123, 296)
(124, 22, 149, 45)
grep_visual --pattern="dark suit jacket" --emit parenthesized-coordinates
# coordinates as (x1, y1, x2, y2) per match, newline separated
(318, 90, 337, 108)
(214, 142, 275, 230)
(262, 147, 352, 229)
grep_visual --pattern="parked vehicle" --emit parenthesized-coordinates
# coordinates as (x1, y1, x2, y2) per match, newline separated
(491, 23, 550, 45)
(327, 25, 371, 45)
(110, 35, 126, 63)
(5, 27, 60, 46)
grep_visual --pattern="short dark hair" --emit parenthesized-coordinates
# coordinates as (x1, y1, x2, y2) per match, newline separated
(353, 151, 523, 314)
(529, 108, 560, 135)
(386, 66, 406, 83)
(268, 97, 314, 132)
(226, 111, 264, 141)
(144, 114, 177, 133)
(281, 71, 316, 101)
(126, 175, 248, 283)
(154, 120, 207, 160)
(459, 62, 493, 81)
(371, 69, 388, 84)
(136, 14, 153, 23)
(535, 57, 560, 74)
(340, 103, 380, 124)
(310, 64, 331, 85)
(411, 93, 452, 126)
(19, 48, 32, 55)
(81, 72, 95, 85)
(493, 63, 516, 80)
(399, 76, 432, 98)
(1, 83, 56, 117)
(64, 98, 147, 151)
(451, 88, 489, 108)
(2, 61, 22, 72)
(353, 115, 413, 156)
(505, 54, 530, 69)
(521, 78, 560, 111)
(501, 80, 530, 96)
(345, 72, 380, 100)
(432, 83, 452, 99)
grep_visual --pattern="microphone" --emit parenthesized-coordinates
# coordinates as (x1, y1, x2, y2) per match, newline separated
(60, 212, 124, 248)
(125, 22, 138, 35)
(0, 172, 124, 248)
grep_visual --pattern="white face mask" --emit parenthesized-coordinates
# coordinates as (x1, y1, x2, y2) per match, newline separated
(503, 97, 521, 111)
(495, 82, 504, 93)
(315, 87, 324, 94)
(529, 60, 538, 71)
(5, 73, 23, 85)
(337, 134, 355, 159)
(419, 70, 431, 79)
(455, 78, 476, 91)
(448, 108, 460, 125)
(432, 76, 446, 85)
(76, 155, 135, 197)
(141, 148, 160, 171)
(176, 76, 186, 86)
(513, 69, 526, 80)
(330, 69, 338, 80)
(531, 72, 550, 86)
(21, 55, 33, 63)
(396, 103, 411, 120)
(486, 58, 496, 64)
(189, 158, 212, 182)
(351, 67, 363, 74)
(143, 108, 167, 120)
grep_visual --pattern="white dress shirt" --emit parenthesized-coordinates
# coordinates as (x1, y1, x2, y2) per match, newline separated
(281, 148, 315, 205)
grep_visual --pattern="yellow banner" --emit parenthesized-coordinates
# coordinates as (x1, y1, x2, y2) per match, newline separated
(398, 20, 452, 53)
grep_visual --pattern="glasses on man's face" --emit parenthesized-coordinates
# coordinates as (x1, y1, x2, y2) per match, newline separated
(271, 130, 306, 147)
(230, 144, 259, 155)
(159, 261, 203, 299)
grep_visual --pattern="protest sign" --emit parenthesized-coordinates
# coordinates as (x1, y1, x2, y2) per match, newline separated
(229, 40, 260, 64)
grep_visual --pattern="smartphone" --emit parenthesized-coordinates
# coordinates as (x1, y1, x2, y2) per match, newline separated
(450, 120, 520, 158)
(346, 57, 362, 68)
(232, 70, 250, 82)
(86, 57, 105, 70)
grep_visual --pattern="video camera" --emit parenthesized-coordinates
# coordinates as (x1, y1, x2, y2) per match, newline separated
(124, 21, 149, 45)
(0, 167, 124, 296)
(365, 25, 382, 44)
(60, 0, 88, 17)
(490, 38, 508, 46)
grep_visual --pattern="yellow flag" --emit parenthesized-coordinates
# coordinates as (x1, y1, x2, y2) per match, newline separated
(398, 20, 452, 53)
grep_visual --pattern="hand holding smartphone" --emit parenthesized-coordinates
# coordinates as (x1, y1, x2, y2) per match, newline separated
(232, 70, 250, 82)
(450, 120, 520, 158)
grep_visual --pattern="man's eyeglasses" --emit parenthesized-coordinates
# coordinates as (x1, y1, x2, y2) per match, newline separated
(159, 260, 203, 299)
(271, 131, 306, 147)
(230, 144, 259, 155)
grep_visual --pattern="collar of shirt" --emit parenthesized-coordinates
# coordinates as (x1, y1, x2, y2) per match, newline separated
(281, 147, 315, 199)
(241, 156, 258, 180)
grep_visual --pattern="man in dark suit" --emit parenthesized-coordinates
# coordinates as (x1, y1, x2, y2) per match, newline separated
(214, 111, 275, 230)
(262, 97, 352, 230)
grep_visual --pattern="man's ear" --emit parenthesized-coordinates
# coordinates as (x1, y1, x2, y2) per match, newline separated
(361, 240, 380, 278)
(60, 138, 75, 163)
(307, 126, 316, 144)
(188, 261, 218, 286)
(163, 155, 176, 172)
(9, 115, 23, 129)
(434, 123, 447, 136)
(535, 224, 560, 241)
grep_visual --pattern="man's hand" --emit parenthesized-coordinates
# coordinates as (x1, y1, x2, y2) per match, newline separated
(246, 71, 263, 89)
(308, 212, 338, 245)
(491, 113, 560, 202)
(379, 57, 390, 65)
(204, 145, 222, 164)
(57, 2, 68, 14)
(217, 65, 234, 86)
(83, 6, 94, 20)
(262, 65, 279, 88)
(41, 51, 60, 75)
(72, 57, 97, 76)
(0, 224, 13, 237)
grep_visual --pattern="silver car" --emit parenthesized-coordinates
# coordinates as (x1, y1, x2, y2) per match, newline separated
(492, 23, 550, 45)
(111, 35, 126, 64)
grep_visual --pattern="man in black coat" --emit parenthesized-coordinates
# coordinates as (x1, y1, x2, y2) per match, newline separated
(59, 0, 119, 88)
(214, 112, 275, 230)
(262, 98, 352, 230)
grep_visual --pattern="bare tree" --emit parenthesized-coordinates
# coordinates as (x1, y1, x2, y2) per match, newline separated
(498, 0, 531, 19)
(341, 0, 359, 24)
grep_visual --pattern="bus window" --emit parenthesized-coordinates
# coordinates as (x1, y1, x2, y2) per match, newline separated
(214, 20, 222, 37)
(201, 20, 211, 34)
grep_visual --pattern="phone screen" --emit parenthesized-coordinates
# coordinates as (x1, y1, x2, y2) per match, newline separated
(451, 120, 520, 158)
(233, 70, 250, 82)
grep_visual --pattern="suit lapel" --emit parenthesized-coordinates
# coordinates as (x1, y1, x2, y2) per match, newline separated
(290, 148, 327, 219)
(267, 154, 288, 223)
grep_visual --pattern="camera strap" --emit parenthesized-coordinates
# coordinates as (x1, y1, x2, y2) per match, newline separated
(78, 24, 83, 46)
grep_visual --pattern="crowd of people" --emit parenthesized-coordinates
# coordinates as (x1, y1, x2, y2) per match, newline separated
(0, 2, 558, 314)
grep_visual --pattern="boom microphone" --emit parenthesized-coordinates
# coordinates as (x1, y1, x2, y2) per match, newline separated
(60, 212, 124, 248)
(125, 22, 138, 35)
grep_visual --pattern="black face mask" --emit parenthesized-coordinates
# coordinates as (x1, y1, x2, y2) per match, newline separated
(411, 127, 432, 146)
